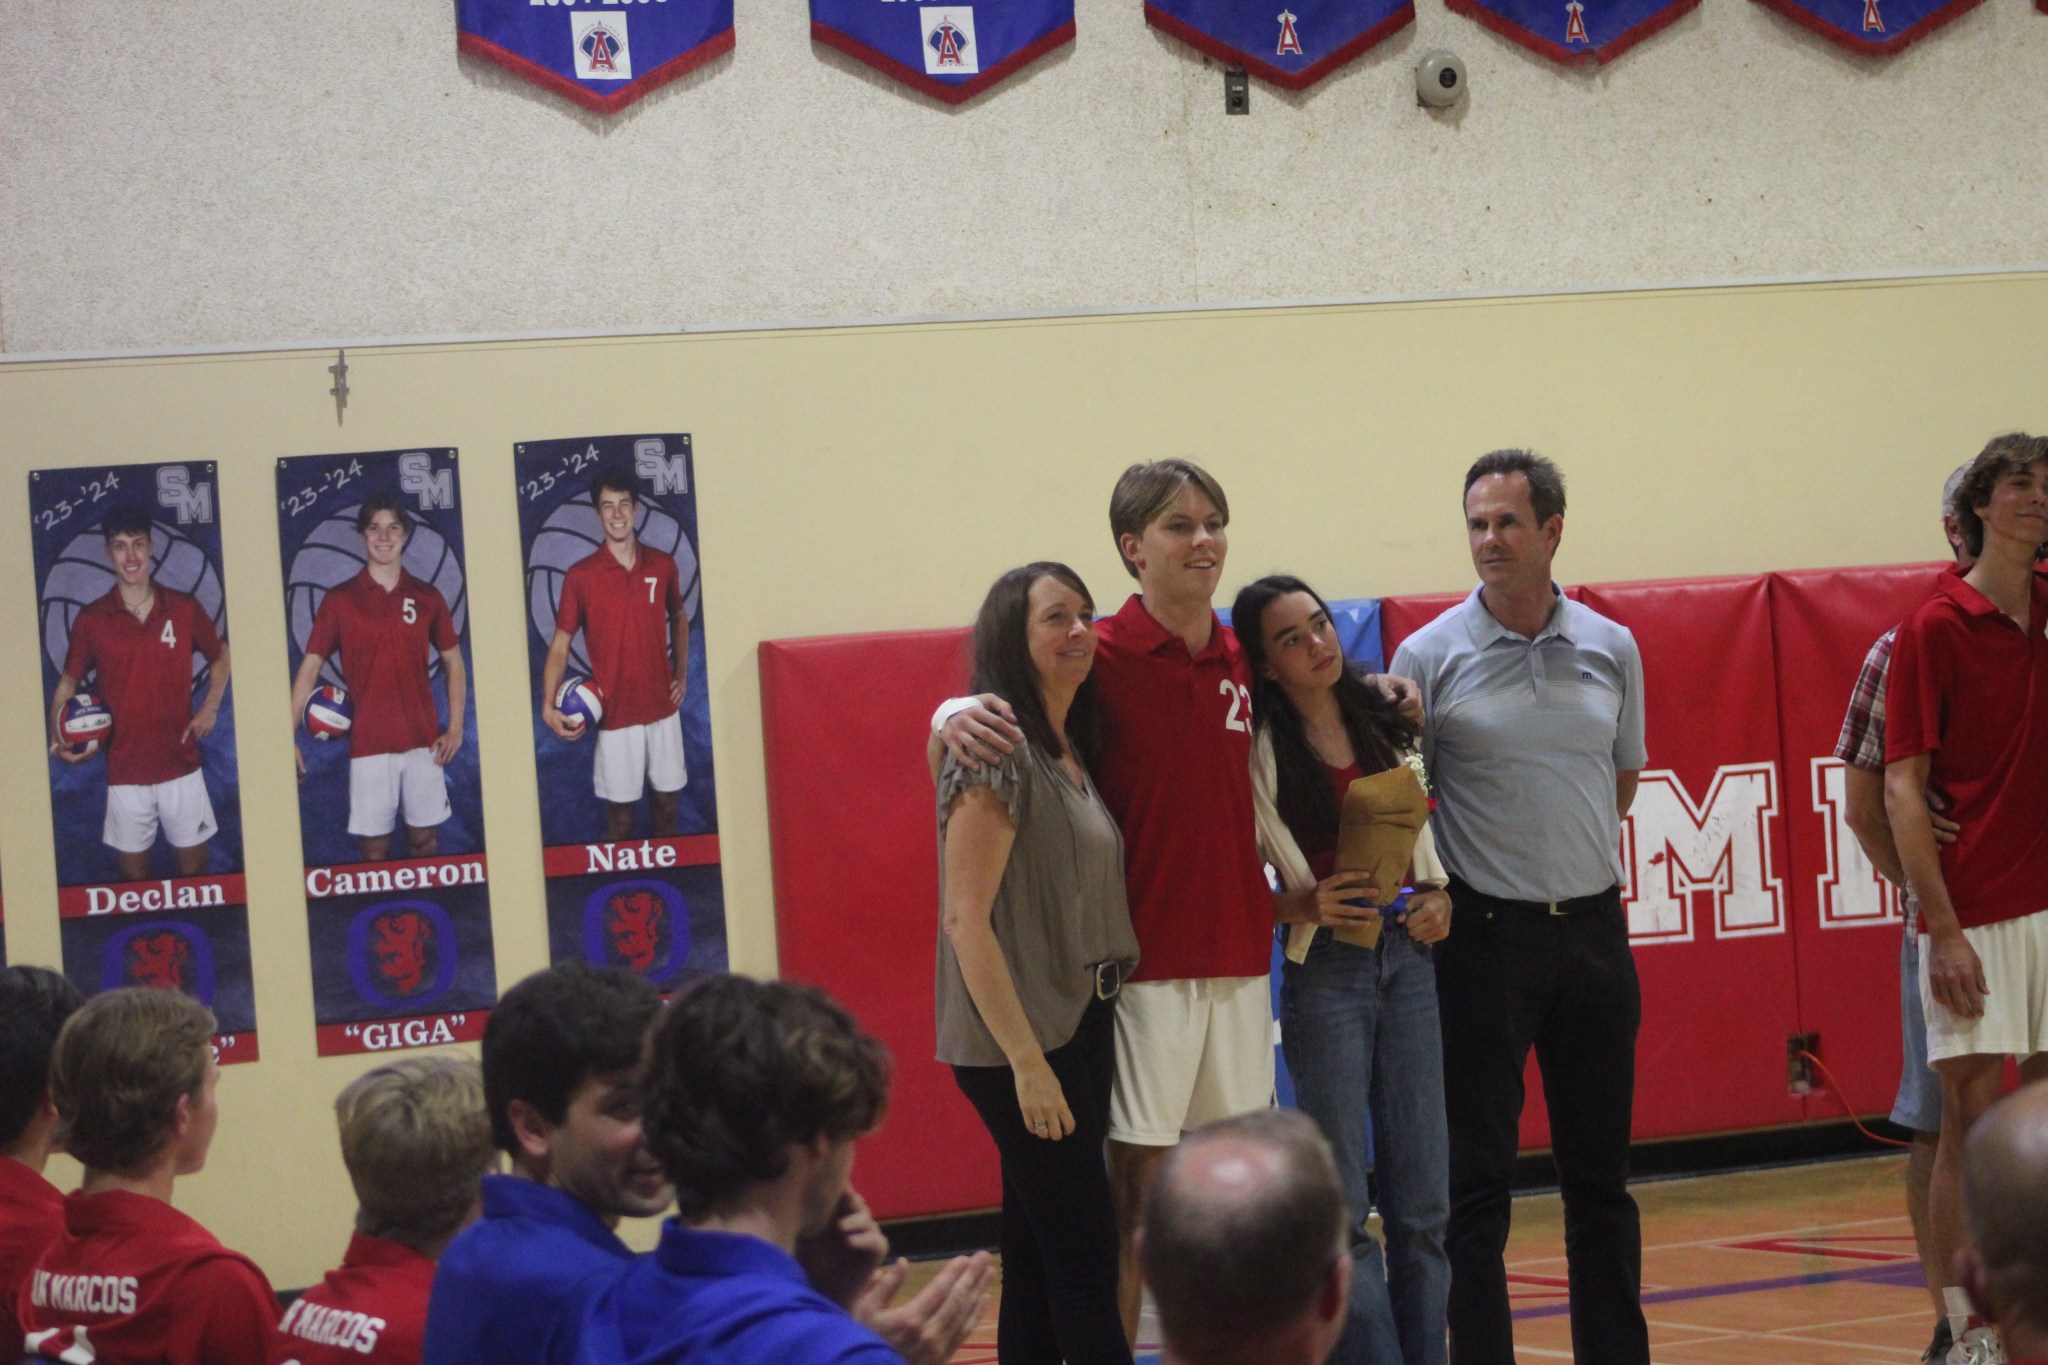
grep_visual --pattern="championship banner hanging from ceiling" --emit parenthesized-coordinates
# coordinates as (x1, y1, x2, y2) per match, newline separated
(276, 450, 500, 1057)
(29, 462, 260, 1064)
(1747, 0, 1981, 54)
(1447, 0, 1694, 63)
(811, 0, 1075, 104)
(457, 0, 735, 115)
(515, 434, 728, 994)
(1143, 0, 1412, 89)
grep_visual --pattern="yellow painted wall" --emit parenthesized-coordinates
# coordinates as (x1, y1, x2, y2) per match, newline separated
(1, 271, 2045, 1288)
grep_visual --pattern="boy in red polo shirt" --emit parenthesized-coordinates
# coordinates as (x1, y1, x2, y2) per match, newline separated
(274, 1056, 494, 1365)
(1886, 432, 2048, 1365)
(18, 987, 279, 1364)
(0, 967, 85, 1355)
(290, 494, 467, 863)
(48, 505, 233, 882)
(540, 470, 691, 842)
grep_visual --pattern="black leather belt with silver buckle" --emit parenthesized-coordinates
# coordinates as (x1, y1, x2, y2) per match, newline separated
(1093, 962, 1124, 1001)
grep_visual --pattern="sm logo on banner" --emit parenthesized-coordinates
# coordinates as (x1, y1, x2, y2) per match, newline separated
(1622, 759, 1911, 944)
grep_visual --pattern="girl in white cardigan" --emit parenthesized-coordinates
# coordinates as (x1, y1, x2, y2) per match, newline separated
(1233, 574, 1452, 1365)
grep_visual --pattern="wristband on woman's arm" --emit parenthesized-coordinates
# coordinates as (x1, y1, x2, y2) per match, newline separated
(932, 696, 977, 733)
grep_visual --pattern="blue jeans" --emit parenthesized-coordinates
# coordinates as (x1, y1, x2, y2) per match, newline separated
(1281, 925, 1450, 1365)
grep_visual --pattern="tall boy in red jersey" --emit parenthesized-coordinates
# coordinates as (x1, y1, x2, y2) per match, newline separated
(49, 505, 233, 881)
(273, 1056, 495, 1365)
(0, 966, 85, 1354)
(17, 987, 279, 1363)
(938, 460, 1415, 1342)
(291, 494, 467, 863)
(540, 470, 690, 841)
(1886, 432, 2048, 1365)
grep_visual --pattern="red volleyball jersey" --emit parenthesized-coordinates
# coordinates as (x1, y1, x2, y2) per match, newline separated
(271, 1232, 433, 1365)
(19, 1188, 279, 1365)
(63, 588, 224, 787)
(1091, 596, 1274, 982)
(306, 570, 459, 759)
(1886, 572, 2048, 929)
(0, 1158, 66, 1353)
(554, 544, 683, 731)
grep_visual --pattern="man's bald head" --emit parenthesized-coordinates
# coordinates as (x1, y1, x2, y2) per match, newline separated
(1964, 1081, 2048, 1340)
(1140, 1109, 1347, 1363)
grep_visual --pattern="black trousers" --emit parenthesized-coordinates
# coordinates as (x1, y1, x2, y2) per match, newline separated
(952, 993, 1131, 1365)
(1436, 881, 1649, 1365)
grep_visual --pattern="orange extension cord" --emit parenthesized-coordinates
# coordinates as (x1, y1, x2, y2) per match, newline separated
(1795, 1049, 1912, 1149)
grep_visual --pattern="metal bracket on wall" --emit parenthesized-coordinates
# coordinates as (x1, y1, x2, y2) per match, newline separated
(1225, 68, 1249, 115)
(329, 348, 350, 423)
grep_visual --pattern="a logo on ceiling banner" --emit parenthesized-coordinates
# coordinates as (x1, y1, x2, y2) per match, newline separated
(1143, 0, 1412, 89)
(811, 0, 1075, 104)
(457, 0, 735, 115)
(1746, 0, 1982, 55)
(1447, 0, 1695, 63)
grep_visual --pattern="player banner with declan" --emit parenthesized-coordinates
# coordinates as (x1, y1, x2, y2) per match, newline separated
(811, 0, 1075, 104)
(29, 462, 259, 1063)
(1142, 0, 1412, 89)
(516, 434, 727, 992)
(276, 450, 499, 1057)
(458, 0, 735, 115)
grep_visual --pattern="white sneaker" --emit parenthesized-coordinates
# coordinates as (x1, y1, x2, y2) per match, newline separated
(1947, 1322, 2006, 1365)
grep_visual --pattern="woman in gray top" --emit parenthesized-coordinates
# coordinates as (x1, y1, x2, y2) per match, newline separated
(937, 561, 1140, 1365)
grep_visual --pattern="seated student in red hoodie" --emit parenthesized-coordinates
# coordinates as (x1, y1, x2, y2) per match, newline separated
(0, 966, 85, 1355)
(17, 987, 280, 1364)
(275, 1055, 496, 1365)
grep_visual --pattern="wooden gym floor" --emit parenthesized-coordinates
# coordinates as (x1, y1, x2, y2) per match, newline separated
(927, 1152, 1938, 1365)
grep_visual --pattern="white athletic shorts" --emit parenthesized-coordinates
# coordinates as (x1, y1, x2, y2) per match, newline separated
(593, 713, 687, 803)
(1921, 911, 2048, 1064)
(1109, 974, 1276, 1146)
(104, 770, 218, 854)
(349, 747, 451, 838)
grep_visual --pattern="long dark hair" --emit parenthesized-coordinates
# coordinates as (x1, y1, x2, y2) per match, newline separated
(969, 562, 1102, 772)
(1232, 575, 1417, 852)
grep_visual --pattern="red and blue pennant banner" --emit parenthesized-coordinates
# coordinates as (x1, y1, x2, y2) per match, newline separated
(1748, 0, 1982, 54)
(515, 435, 727, 994)
(457, 0, 735, 115)
(29, 462, 260, 1064)
(1447, 0, 1695, 63)
(276, 450, 499, 1057)
(811, 0, 1075, 104)
(1143, 0, 1412, 89)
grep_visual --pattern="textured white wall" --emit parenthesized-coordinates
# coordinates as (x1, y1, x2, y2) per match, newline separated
(3, 0, 2047, 355)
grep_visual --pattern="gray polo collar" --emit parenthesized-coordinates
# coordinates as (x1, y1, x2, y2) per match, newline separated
(1463, 583, 1575, 647)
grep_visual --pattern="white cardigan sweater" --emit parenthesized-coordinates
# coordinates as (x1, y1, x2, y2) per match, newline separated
(1251, 727, 1448, 964)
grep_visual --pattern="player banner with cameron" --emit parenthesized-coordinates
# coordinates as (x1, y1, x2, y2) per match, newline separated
(276, 449, 499, 1056)
(29, 461, 259, 1061)
(516, 434, 728, 992)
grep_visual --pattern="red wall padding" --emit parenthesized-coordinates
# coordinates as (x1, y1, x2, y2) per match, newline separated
(764, 566, 1948, 1221)
(758, 628, 1000, 1219)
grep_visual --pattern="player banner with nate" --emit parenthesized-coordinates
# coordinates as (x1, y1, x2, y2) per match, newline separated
(516, 434, 728, 992)
(29, 462, 259, 1062)
(276, 449, 499, 1057)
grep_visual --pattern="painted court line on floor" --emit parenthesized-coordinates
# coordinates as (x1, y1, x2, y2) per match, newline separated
(1512, 1260, 1925, 1321)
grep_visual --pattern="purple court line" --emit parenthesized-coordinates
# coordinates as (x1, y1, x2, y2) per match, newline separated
(1512, 1260, 1926, 1320)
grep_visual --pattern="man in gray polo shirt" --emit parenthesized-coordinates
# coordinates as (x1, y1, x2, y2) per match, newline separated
(1389, 449, 1648, 1365)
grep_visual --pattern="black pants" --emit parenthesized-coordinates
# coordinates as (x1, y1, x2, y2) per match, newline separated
(953, 993, 1131, 1365)
(1436, 882, 1649, 1365)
